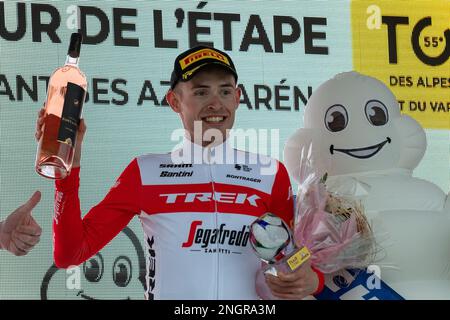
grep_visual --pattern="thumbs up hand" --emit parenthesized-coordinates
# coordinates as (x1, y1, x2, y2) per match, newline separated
(0, 191, 42, 256)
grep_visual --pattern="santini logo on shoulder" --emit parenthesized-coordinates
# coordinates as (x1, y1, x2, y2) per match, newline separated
(160, 171, 193, 177)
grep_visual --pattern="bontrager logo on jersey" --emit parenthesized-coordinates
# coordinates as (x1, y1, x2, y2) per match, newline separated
(226, 174, 261, 183)
(182, 220, 250, 249)
(160, 192, 260, 206)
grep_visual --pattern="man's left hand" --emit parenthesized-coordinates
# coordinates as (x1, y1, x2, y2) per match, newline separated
(265, 260, 319, 299)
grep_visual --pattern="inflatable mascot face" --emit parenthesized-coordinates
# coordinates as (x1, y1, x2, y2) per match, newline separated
(284, 71, 426, 180)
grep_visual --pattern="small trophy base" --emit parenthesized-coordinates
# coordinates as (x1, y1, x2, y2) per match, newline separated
(264, 246, 311, 276)
(256, 246, 311, 300)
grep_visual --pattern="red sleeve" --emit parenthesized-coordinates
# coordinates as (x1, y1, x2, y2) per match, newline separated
(268, 161, 294, 228)
(311, 266, 325, 295)
(53, 158, 141, 268)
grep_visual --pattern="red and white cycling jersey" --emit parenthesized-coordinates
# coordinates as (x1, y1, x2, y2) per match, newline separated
(53, 139, 293, 299)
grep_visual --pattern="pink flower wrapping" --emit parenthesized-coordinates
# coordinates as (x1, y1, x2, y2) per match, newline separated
(293, 144, 376, 274)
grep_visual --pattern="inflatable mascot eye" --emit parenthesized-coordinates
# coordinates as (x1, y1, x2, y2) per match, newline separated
(324, 104, 348, 132)
(83, 253, 105, 283)
(365, 99, 389, 126)
(113, 256, 132, 287)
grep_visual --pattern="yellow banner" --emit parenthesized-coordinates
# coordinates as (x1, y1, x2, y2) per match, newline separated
(352, 0, 450, 129)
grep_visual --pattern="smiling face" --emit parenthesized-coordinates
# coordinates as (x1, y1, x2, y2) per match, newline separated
(303, 72, 404, 175)
(326, 99, 392, 159)
(41, 228, 145, 300)
(284, 71, 426, 181)
(166, 66, 241, 146)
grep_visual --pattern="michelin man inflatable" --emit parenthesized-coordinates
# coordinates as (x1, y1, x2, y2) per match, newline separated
(284, 71, 450, 299)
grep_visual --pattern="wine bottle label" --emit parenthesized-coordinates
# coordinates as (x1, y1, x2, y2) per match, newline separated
(57, 82, 85, 146)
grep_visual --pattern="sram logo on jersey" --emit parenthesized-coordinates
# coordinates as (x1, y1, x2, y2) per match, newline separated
(160, 192, 260, 206)
(159, 164, 193, 168)
(182, 221, 250, 249)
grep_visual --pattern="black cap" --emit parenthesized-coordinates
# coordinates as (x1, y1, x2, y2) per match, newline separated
(170, 46, 238, 89)
(68, 32, 83, 58)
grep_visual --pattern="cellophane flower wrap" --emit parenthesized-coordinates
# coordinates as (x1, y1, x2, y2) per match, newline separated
(294, 143, 376, 274)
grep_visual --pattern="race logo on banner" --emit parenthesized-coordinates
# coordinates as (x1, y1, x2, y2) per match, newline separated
(352, 0, 450, 129)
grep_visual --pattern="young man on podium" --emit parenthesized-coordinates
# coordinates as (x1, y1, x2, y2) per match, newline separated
(35, 46, 323, 299)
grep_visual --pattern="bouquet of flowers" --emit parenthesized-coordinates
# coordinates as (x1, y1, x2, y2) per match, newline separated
(293, 143, 376, 274)
(250, 143, 377, 299)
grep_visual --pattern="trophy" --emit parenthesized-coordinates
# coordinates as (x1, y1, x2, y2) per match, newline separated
(249, 212, 311, 277)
